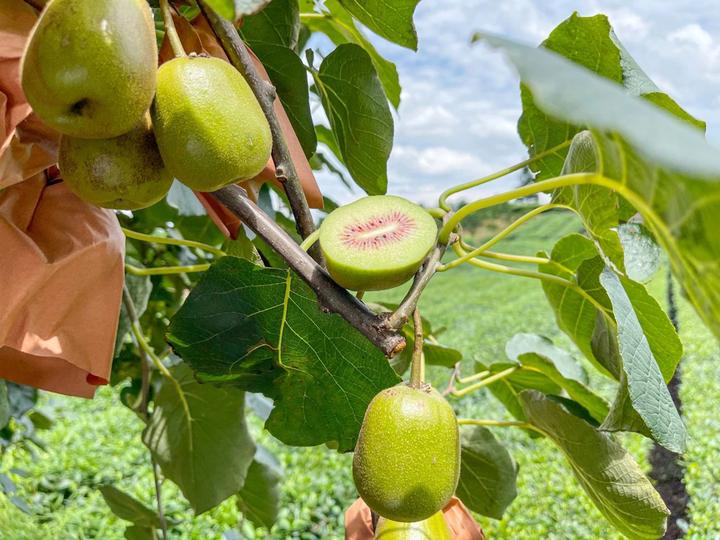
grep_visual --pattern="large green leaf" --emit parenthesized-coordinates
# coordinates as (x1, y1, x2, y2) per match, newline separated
(236, 445, 282, 529)
(520, 391, 668, 539)
(241, 0, 299, 49)
(98, 485, 162, 528)
(315, 44, 393, 196)
(142, 364, 256, 514)
(508, 13, 711, 179)
(249, 44, 316, 157)
(598, 269, 686, 452)
(506, 334, 609, 423)
(517, 13, 622, 180)
(336, 0, 419, 50)
(167, 257, 400, 451)
(241, 0, 315, 157)
(302, 0, 401, 108)
(456, 426, 517, 520)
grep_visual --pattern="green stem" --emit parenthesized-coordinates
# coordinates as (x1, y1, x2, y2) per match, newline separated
(438, 203, 568, 271)
(299, 229, 320, 252)
(439, 172, 600, 243)
(160, 0, 186, 57)
(409, 308, 425, 387)
(451, 366, 519, 397)
(122, 228, 226, 257)
(438, 141, 571, 211)
(456, 369, 490, 385)
(474, 251, 550, 266)
(125, 263, 210, 276)
(427, 207, 448, 219)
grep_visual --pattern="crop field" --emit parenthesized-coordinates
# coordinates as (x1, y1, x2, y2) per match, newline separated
(1, 210, 719, 539)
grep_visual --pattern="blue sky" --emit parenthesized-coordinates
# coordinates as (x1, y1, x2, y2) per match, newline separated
(313, 1, 720, 206)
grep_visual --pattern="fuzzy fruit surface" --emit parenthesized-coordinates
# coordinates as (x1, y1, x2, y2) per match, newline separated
(374, 511, 452, 539)
(21, 0, 157, 139)
(353, 384, 460, 522)
(319, 196, 437, 291)
(151, 56, 272, 192)
(59, 116, 172, 210)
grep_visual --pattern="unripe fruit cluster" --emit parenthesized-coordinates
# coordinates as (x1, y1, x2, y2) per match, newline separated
(21, 0, 272, 210)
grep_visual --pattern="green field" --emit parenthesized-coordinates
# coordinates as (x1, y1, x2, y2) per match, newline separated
(2, 210, 719, 539)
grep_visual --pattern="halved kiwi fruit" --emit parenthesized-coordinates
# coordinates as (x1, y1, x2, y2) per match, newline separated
(318, 196, 437, 291)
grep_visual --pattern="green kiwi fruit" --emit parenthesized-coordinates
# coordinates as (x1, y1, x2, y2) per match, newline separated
(151, 56, 272, 192)
(318, 196, 437, 291)
(21, 0, 157, 139)
(58, 115, 172, 210)
(374, 511, 452, 539)
(353, 384, 460, 523)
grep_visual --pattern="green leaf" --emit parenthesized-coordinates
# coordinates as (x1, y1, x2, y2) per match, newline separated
(251, 44, 316, 157)
(336, 0, 419, 50)
(98, 485, 162, 528)
(480, 32, 719, 177)
(303, 0, 401, 108)
(617, 221, 661, 283)
(142, 364, 256, 513)
(517, 13, 622, 180)
(115, 273, 152, 356)
(539, 234, 619, 378)
(167, 257, 400, 451)
(506, 334, 609, 423)
(241, 0, 299, 49)
(520, 390, 668, 539)
(598, 269, 686, 452)
(236, 445, 283, 529)
(315, 44, 393, 195)
(6, 383, 36, 418)
(224, 226, 262, 264)
(456, 426, 518, 520)
(0, 381, 9, 429)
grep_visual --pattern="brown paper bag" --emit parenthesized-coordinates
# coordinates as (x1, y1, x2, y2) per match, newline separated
(344, 497, 486, 540)
(0, 175, 125, 397)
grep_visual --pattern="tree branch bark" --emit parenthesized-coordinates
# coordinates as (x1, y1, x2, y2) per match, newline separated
(196, 0, 323, 264)
(212, 185, 406, 357)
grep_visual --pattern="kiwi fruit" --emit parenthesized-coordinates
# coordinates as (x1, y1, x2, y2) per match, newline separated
(58, 115, 172, 210)
(151, 56, 272, 192)
(21, 0, 157, 139)
(353, 384, 460, 523)
(318, 196, 437, 291)
(374, 511, 452, 539)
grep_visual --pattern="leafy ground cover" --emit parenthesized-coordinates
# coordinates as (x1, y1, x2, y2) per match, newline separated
(1, 210, 718, 538)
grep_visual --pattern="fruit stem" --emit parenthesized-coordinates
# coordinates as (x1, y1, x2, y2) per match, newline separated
(159, 0, 186, 58)
(409, 308, 425, 387)
(437, 140, 571, 212)
(122, 227, 226, 257)
(299, 229, 320, 252)
(450, 366, 519, 397)
(437, 203, 569, 271)
(125, 263, 210, 275)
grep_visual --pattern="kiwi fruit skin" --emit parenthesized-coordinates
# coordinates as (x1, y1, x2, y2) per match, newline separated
(21, 0, 157, 139)
(353, 384, 460, 523)
(58, 116, 172, 210)
(151, 56, 272, 192)
(374, 511, 452, 539)
(319, 196, 437, 291)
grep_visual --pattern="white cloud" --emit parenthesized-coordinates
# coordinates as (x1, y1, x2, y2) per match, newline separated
(391, 146, 488, 177)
